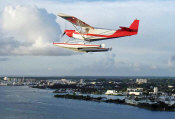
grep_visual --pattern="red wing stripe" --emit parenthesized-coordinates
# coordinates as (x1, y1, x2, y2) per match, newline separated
(53, 43, 100, 47)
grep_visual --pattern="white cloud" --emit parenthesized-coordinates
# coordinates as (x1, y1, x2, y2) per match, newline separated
(0, 5, 73, 56)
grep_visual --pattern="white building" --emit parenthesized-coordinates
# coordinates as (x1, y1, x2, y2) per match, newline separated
(127, 88, 143, 96)
(0, 81, 7, 86)
(168, 85, 174, 88)
(149, 87, 159, 95)
(127, 88, 143, 92)
(105, 90, 118, 95)
(3, 77, 9, 81)
(136, 79, 147, 84)
(128, 92, 142, 96)
(153, 87, 158, 94)
(90, 82, 96, 85)
(60, 79, 76, 84)
(79, 79, 85, 85)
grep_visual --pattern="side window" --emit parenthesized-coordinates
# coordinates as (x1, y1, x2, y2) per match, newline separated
(85, 28, 89, 33)
(80, 27, 89, 34)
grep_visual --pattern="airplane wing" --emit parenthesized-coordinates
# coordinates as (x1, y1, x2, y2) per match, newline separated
(58, 13, 94, 29)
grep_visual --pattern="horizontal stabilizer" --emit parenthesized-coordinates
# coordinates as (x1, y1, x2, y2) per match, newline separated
(119, 19, 139, 32)
(119, 26, 133, 31)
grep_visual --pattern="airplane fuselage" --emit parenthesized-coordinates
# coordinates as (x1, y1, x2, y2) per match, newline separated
(64, 27, 138, 42)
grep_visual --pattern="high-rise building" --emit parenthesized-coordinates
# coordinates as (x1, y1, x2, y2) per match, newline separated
(154, 87, 158, 94)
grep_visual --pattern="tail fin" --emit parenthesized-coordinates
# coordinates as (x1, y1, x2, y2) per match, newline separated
(129, 19, 139, 32)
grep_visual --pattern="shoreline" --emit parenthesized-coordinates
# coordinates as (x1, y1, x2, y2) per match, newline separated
(54, 94, 175, 111)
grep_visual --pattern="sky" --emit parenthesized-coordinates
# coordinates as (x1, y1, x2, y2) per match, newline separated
(0, 0, 175, 76)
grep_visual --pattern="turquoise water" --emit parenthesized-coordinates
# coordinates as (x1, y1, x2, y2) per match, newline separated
(0, 86, 174, 119)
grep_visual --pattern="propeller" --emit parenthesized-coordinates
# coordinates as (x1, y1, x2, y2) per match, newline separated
(60, 21, 67, 40)
(60, 32, 66, 38)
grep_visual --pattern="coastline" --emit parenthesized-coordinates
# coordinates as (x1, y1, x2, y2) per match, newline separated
(54, 94, 175, 111)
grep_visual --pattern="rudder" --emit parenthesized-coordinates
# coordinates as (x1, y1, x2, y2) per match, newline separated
(129, 19, 139, 31)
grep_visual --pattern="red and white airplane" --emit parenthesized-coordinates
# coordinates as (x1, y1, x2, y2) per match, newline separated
(54, 13, 139, 53)
(58, 13, 139, 42)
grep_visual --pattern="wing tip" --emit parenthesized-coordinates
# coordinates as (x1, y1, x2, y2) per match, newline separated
(58, 13, 71, 17)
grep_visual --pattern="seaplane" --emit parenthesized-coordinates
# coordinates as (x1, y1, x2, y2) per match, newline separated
(53, 13, 139, 53)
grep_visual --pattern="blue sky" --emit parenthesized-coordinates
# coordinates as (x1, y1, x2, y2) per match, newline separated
(0, 0, 175, 76)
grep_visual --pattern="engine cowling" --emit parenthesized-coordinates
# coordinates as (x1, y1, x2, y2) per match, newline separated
(64, 30, 75, 37)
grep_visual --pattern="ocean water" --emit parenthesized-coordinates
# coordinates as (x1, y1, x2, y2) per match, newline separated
(0, 86, 174, 119)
